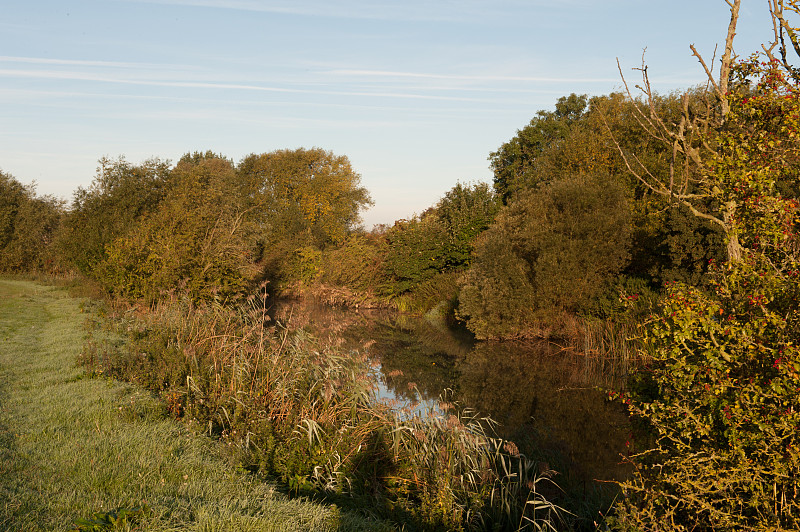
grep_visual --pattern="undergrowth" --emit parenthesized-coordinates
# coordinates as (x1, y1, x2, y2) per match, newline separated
(81, 288, 566, 531)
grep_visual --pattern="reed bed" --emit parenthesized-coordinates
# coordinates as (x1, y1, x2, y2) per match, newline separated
(81, 290, 565, 531)
(557, 319, 645, 389)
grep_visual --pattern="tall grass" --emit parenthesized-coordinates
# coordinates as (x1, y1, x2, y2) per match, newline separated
(0, 279, 383, 532)
(82, 288, 565, 531)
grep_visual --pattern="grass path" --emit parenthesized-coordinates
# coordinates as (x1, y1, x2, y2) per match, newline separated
(0, 280, 386, 532)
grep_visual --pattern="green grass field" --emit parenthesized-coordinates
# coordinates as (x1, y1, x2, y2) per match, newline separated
(0, 279, 389, 531)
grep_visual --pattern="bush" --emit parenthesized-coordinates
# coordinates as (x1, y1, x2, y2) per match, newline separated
(94, 154, 257, 303)
(458, 174, 632, 339)
(610, 53, 800, 530)
(383, 215, 450, 295)
(56, 157, 169, 275)
(610, 255, 800, 530)
(318, 233, 391, 298)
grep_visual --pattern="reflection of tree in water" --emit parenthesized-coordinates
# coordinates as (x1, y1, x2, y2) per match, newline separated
(270, 299, 469, 402)
(456, 341, 630, 483)
(361, 315, 471, 403)
(270, 299, 631, 484)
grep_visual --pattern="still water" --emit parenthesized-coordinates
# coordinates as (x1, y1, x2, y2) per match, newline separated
(272, 299, 632, 485)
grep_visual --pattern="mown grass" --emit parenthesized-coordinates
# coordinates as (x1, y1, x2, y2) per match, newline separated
(0, 279, 388, 531)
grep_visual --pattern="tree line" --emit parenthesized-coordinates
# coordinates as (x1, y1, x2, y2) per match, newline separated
(0, 90, 768, 337)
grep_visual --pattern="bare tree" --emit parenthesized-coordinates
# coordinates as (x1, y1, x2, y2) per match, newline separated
(605, 1, 745, 261)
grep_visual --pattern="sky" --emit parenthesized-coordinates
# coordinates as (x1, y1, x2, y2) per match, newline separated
(0, 1, 778, 227)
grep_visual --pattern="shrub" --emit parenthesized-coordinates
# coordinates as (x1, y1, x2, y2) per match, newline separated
(94, 154, 257, 303)
(609, 53, 800, 530)
(458, 174, 632, 339)
(56, 157, 169, 275)
(610, 255, 800, 530)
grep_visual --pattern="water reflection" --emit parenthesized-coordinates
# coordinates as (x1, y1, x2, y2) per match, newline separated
(458, 341, 631, 482)
(271, 299, 631, 483)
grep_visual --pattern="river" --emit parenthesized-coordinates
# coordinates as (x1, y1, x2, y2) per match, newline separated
(271, 299, 633, 487)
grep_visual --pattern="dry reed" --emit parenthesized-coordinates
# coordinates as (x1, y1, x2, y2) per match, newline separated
(81, 289, 565, 531)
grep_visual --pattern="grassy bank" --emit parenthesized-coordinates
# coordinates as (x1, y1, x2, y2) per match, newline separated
(0, 279, 385, 531)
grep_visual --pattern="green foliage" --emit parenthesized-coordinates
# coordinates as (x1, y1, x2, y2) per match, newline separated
(490, 93, 589, 202)
(238, 148, 373, 249)
(384, 214, 450, 295)
(0, 171, 63, 273)
(95, 153, 256, 303)
(457, 224, 537, 339)
(57, 157, 170, 275)
(287, 246, 323, 286)
(458, 175, 632, 339)
(490, 91, 727, 294)
(319, 232, 390, 294)
(612, 258, 800, 529)
(70, 506, 151, 531)
(628, 202, 727, 287)
(383, 182, 499, 299)
(0, 171, 27, 250)
(53, 148, 373, 302)
(435, 181, 500, 269)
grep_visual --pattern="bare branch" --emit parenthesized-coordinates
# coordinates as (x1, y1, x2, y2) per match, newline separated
(775, 0, 800, 59)
(616, 57, 665, 142)
(607, 0, 741, 261)
(767, 0, 800, 81)
(718, 0, 740, 103)
(600, 111, 719, 225)
(691, 44, 723, 97)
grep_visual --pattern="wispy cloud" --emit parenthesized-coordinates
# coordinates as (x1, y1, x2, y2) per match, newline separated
(0, 55, 184, 70)
(0, 66, 518, 103)
(327, 68, 618, 84)
(118, 0, 578, 23)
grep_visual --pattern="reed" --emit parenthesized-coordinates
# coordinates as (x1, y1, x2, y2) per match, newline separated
(557, 318, 645, 389)
(82, 289, 565, 531)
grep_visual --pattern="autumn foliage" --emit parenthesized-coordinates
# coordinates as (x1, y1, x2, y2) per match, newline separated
(610, 56, 800, 531)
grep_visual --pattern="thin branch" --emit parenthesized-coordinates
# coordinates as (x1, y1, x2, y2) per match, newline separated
(691, 44, 723, 98)
(600, 112, 725, 230)
(616, 57, 666, 142)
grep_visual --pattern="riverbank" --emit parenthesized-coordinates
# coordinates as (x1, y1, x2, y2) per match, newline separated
(0, 279, 386, 531)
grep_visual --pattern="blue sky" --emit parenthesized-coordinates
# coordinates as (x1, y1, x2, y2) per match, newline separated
(0, 1, 776, 226)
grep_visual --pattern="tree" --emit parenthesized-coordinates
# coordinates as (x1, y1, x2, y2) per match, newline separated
(382, 182, 499, 297)
(434, 181, 499, 269)
(490, 93, 588, 202)
(0, 171, 63, 272)
(384, 214, 450, 295)
(238, 148, 372, 249)
(607, 1, 746, 262)
(491, 90, 728, 290)
(96, 152, 257, 303)
(0, 171, 27, 254)
(610, 3, 800, 528)
(57, 157, 170, 275)
(458, 174, 632, 339)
